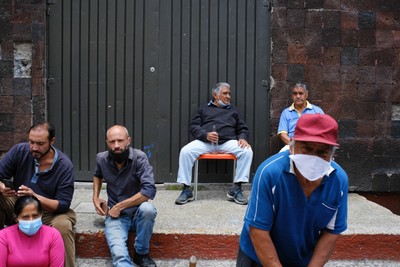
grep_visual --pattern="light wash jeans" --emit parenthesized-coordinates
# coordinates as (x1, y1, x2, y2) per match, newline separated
(105, 202, 157, 267)
(177, 139, 253, 185)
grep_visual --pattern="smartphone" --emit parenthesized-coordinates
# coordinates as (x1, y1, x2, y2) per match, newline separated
(1, 179, 14, 190)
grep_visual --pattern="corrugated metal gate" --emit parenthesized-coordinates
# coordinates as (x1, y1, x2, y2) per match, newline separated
(47, 0, 271, 182)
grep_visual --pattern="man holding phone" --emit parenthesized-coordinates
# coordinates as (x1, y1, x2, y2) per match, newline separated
(0, 122, 76, 267)
(0, 179, 14, 190)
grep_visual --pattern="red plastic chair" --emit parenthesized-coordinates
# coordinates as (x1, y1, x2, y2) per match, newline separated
(193, 153, 237, 200)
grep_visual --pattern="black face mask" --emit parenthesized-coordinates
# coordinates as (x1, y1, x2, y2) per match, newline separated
(109, 147, 130, 163)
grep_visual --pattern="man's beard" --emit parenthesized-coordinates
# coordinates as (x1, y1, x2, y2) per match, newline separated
(31, 147, 51, 159)
(109, 147, 130, 163)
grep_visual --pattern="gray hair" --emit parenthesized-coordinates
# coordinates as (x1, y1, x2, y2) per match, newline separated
(292, 83, 308, 92)
(212, 82, 231, 95)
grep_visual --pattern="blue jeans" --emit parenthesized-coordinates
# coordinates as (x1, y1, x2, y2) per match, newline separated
(105, 202, 157, 267)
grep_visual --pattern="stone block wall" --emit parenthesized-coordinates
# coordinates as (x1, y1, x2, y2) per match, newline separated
(0, 1, 46, 153)
(270, 0, 400, 191)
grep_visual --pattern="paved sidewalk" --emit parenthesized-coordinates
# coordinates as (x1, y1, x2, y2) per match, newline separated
(72, 182, 400, 236)
(72, 182, 400, 263)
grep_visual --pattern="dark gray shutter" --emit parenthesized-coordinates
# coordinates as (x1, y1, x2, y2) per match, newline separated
(47, 0, 271, 182)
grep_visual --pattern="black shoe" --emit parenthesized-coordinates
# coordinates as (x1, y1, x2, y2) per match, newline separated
(133, 252, 156, 267)
(227, 186, 248, 205)
(175, 187, 194, 205)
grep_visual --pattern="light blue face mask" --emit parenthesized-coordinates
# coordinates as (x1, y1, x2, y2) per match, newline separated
(18, 217, 42, 236)
(217, 99, 229, 107)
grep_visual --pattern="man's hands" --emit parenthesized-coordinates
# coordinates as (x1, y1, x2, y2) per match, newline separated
(238, 139, 251, 149)
(15, 185, 36, 197)
(107, 205, 122, 218)
(0, 183, 35, 197)
(93, 198, 122, 218)
(0, 182, 17, 197)
(206, 132, 251, 150)
(93, 198, 109, 216)
(1, 183, 59, 212)
(207, 131, 219, 143)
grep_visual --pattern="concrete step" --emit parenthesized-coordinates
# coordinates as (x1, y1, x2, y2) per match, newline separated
(72, 183, 400, 262)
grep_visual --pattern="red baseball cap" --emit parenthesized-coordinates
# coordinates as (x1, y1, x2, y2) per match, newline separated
(293, 114, 339, 146)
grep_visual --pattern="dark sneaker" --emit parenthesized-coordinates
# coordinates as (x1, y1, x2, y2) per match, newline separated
(133, 252, 157, 267)
(175, 187, 194, 205)
(227, 186, 248, 205)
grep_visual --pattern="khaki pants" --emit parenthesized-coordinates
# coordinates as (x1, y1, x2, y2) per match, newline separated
(0, 195, 77, 267)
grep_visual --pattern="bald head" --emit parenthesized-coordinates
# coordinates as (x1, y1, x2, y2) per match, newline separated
(106, 125, 129, 139)
(106, 125, 131, 153)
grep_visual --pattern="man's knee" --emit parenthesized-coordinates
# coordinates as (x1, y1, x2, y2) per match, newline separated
(179, 143, 193, 156)
(138, 202, 157, 221)
(53, 219, 73, 234)
(238, 147, 253, 159)
(50, 212, 76, 236)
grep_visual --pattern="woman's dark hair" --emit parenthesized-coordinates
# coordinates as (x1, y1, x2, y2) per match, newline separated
(14, 195, 43, 217)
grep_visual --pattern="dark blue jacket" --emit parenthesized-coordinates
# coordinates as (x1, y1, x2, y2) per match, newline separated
(189, 101, 249, 144)
(0, 143, 74, 214)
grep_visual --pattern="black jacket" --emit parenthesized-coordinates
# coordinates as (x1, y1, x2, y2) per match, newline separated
(189, 101, 250, 144)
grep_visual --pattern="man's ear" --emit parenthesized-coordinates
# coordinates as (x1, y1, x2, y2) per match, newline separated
(50, 137, 56, 146)
(128, 136, 132, 146)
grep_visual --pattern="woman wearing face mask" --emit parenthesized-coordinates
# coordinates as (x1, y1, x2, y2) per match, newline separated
(0, 195, 65, 267)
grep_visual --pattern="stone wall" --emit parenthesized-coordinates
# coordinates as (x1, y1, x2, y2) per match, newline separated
(0, 1, 46, 153)
(270, 0, 400, 191)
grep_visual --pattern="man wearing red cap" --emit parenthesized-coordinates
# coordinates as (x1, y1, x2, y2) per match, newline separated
(237, 114, 348, 267)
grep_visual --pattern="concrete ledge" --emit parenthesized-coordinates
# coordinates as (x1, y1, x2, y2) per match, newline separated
(72, 184, 400, 261)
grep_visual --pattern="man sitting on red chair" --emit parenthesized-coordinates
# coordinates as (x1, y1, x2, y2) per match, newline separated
(175, 82, 253, 205)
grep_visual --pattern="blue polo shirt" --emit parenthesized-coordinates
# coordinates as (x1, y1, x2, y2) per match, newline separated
(278, 101, 324, 138)
(239, 150, 348, 266)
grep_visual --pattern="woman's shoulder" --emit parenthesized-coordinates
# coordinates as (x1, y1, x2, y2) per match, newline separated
(0, 225, 19, 239)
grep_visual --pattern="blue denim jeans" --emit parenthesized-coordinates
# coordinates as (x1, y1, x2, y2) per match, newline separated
(105, 202, 157, 267)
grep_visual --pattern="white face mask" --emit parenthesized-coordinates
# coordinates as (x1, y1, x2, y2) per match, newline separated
(289, 154, 331, 181)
